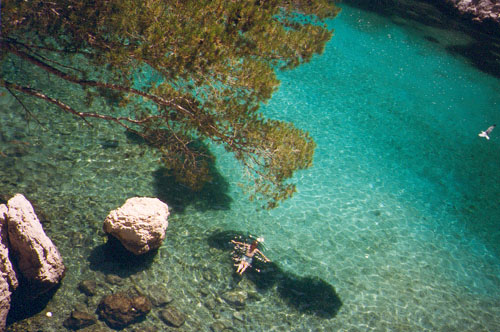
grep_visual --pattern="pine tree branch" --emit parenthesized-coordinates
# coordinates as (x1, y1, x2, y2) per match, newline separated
(4, 84, 43, 127)
(5, 41, 195, 119)
(1, 80, 163, 135)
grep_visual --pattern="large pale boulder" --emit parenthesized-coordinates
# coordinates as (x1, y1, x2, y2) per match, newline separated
(0, 204, 18, 332)
(0, 205, 18, 291)
(103, 197, 169, 255)
(0, 277, 11, 332)
(6, 194, 65, 294)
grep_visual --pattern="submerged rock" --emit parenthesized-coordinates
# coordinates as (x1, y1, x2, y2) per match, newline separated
(131, 326, 157, 332)
(210, 321, 227, 332)
(63, 310, 97, 330)
(97, 292, 152, 329)
(78, 280, 98, 297)
(103, 197, 169, 255)
(6, 194, 65, 296)
(160, 306, 186, 327)
(105, 273, 124, 286)
(149, 292, 173, 307)
(232, 311, 245, 322)
(221, 290, 248, 308)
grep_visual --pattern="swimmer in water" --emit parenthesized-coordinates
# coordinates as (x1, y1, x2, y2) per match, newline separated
(231, 238, 270, 275)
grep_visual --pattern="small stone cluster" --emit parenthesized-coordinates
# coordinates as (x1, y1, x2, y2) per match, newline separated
(65, 273, 263, 331)
(62, 275, 188, 330)
(0, 194, 66, 331)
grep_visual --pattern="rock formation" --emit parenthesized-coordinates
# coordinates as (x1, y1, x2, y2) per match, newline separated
(6, 194, 65, 294)
(103, 197, 169, 255)
(444, 0, 500, 24)
(0, 194, 65, 331)
(0, 205, 18, 332)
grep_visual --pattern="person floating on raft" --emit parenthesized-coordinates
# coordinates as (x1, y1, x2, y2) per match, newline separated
(231, 237, 270, 275)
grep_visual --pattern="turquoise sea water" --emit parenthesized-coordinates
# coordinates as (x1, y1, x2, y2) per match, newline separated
(1, 2, 500, 332)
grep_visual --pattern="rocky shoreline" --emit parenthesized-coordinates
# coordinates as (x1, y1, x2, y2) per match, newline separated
(345, 0, 500, 33)
(443, 0, 500, 25)
(1, 194, 66, 331)
(1, 195, 173, 331)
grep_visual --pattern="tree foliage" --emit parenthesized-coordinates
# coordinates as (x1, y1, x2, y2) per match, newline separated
(1, 0, 339, 208)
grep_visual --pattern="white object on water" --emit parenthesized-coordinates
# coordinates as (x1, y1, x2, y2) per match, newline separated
(479, 125, 496, 140)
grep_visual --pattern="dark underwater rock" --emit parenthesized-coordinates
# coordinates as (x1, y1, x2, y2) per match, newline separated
(104, 274, 124, 286)
(96, 292, 151, 329)
(62, 310, 97, 330)
(149, 292, 173, 307)
(78, 280, 98, 297)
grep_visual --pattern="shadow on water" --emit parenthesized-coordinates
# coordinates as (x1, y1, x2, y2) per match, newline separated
(152, 167, 232, 213)
(341, 0, 454, 28)
(125, 131, 232, 213)
(207, 230, 343, 318)
(341, 0, 500, 78)
(87, 236, 156, 278)
(446, 41, 500, 79)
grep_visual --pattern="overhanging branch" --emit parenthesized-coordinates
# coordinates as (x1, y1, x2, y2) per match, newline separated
(5, 40, 195, 118)
(3, 41, 283, 202)
(4, 84, 43, 126)
(1, 80, 162, 134)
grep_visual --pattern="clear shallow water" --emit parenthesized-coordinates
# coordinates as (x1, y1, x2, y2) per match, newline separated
(2, 3, 500, 332)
